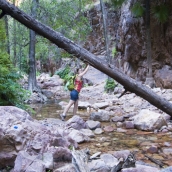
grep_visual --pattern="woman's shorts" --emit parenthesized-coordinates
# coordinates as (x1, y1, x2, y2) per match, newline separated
(70, 89, 79, 101)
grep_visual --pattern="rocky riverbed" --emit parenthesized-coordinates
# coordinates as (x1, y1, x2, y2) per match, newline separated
(1, 68, 172, 172)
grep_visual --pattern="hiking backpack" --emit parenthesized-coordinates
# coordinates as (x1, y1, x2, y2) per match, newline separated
(65, 75, 76, 91)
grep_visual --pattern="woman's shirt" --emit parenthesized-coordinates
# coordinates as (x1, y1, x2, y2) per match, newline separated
(74, 79, 83, 92)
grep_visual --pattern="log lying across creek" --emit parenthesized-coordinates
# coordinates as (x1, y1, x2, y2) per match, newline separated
(1, 0, 172, 116)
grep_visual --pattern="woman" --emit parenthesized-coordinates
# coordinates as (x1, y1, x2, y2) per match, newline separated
(60, 63, 90, 121)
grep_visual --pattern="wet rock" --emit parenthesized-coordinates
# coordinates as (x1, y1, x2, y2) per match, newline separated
(124, 121, 134, 129)
(147, 145, 158, 154)
(103, 125, 115, 132)
(86, 120, 101, 130)
(90, 110, 110, 122)
(133, 109, 167, 131)
(66, 115, 86, 130)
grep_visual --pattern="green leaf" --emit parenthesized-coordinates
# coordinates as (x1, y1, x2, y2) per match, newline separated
(152, 4, 169, 23)
(131, 2, 145, 17)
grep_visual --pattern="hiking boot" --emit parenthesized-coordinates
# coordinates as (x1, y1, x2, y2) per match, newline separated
(60, 114, 66, 121)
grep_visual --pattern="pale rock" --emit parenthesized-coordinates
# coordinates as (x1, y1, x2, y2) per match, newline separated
(133, 109, 167, 131)
(85, 120, 101, 130)
(100, 153, 118, 168)
(68, 129, 90, 143)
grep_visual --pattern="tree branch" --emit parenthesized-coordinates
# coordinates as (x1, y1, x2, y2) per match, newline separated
(0, 10, 7, 19)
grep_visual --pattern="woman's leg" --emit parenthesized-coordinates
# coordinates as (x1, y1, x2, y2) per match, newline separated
(73, 99, 78, 115)
(63, 100, 75, 115)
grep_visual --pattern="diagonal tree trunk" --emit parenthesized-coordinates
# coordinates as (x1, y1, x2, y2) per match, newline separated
(0, 0, 172, 116)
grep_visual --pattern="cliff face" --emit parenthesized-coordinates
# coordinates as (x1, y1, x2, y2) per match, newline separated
(83, 0, 172, 89)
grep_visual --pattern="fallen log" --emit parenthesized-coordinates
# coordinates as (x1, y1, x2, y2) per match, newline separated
(1, 0, 172, 116)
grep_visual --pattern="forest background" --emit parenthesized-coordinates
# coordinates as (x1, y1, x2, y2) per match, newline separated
(0, 0, 171, 110)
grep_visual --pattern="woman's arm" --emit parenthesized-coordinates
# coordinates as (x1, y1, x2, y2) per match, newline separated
(78, 64, 90, 77)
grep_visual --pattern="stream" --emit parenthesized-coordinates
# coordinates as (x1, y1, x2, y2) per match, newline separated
(32, 101, 172, 167)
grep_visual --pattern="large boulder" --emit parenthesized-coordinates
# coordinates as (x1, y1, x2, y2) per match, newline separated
(0, 106, 76, 169)
(133, 109, 167, 131)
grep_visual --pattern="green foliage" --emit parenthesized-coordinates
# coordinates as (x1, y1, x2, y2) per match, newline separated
(14, 0, 92, 74)
(0, 69, 31, 109)
(0, 20, 30, 109)
(131, 2, 145, 17)
(111, 0, 126, 8)
(104, 78, 116, 93)
(111, 47, 117, 57)
(152, 4, 169, 23)
(55, 65, 70, 79)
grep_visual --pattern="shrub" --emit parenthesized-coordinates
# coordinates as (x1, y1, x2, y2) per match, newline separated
(55, 65, 70, 79)
(104, 78, 116, 93)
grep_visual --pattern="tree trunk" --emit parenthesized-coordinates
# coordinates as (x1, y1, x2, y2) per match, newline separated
(100, 0, 110, 63)
(145, 0, 155, 88)
(1, 0, 172, 116)
(28, 29, 37, 91)
(13, 0, 17, 67)
(28, 0, 38, 92)
(4, 15, 10, 55)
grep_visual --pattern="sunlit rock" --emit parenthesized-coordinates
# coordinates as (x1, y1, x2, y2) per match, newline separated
(133, 109, 167, 131)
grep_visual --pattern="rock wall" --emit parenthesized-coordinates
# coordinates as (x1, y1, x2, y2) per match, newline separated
(83, 0, 172, 88)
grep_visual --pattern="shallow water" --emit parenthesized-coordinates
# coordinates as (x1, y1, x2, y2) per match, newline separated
(33, 101, 172, 167)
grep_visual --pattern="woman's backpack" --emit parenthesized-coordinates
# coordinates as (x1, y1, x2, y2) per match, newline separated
(65, 75, 76, 91)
